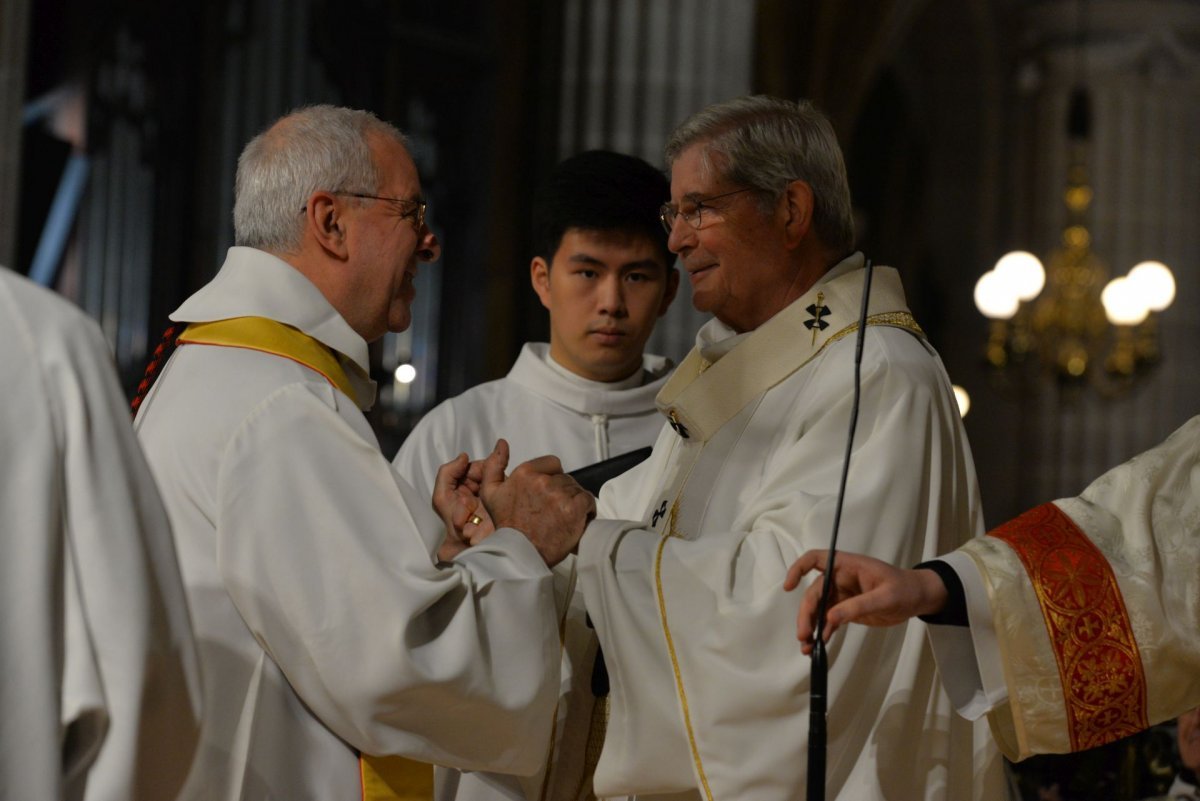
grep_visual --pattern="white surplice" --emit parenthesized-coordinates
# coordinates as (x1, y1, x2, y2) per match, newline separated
(395, 341, 671, 497)
(134, 247, 562, 800)
(395, 342, 672, 801)
(578, 255, 1008, 800)
(0, 267, 201, 800)
(930, 415, 1200, 761)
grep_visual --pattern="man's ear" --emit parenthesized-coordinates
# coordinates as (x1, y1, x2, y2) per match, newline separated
(306, 191, 349, 259)
(530, 257, 553, 311)
(780, 179, 814, 249)
(658, 266, 681, 317)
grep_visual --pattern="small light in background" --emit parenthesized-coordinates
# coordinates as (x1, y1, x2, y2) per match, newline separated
(952, 385, 971, 419)
(394, 363, 417, 384)
(973, 271, 1019, 320)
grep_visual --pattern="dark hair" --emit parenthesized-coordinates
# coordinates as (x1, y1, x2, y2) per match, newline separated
(531, 150, 672, 267)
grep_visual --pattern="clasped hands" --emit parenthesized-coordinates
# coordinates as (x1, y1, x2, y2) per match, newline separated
(432, 438, 595, 566)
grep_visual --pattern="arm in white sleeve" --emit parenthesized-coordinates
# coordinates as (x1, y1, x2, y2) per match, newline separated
(217, 383, 561, 775)
(924, 550, 1010, 720)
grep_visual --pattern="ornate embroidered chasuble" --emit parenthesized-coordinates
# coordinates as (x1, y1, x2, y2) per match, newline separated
(176, 317, 430, 801)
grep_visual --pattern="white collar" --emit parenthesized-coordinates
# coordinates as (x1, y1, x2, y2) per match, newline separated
(507, 343, 673, 416)
(170, 246, 376, 407)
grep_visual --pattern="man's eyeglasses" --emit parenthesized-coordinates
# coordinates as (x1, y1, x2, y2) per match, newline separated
(659, 187, 754, 234)
(303, 192, 427, 231)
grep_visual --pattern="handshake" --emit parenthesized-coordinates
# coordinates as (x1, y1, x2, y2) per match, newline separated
(432, 439, 596, 565)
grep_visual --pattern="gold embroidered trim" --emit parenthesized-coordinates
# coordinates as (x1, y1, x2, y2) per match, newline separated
(989, 503, 1148, 750)
(665, 497, 684, 540)
(827, 311, 924, 347)
(654, 522, 715, 801)
(537, 562, 578, 801)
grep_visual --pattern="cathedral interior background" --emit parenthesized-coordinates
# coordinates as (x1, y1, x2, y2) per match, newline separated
(2, 1, 1196, 797)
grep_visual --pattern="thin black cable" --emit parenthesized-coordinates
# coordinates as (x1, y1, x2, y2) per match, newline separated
(807, 258, 874, 801)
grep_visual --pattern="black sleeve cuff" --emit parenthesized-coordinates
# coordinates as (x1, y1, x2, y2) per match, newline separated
(913, 559, 969, 627)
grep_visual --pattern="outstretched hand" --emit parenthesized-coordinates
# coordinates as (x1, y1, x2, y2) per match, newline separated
(784, 549, 948, 655)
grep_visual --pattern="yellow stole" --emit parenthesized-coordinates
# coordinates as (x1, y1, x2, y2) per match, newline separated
(179, 317, 431, 800)
(178, 316, 365, 405)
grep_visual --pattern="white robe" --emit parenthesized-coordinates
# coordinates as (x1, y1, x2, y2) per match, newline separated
(395, 341, 671, 496)
(929, 415, 1200, 761)
(134, 247, 563, 800)
(0, 267, 201, 800)
(578, 256, 1008, 800)
(395, 342, 672, 801)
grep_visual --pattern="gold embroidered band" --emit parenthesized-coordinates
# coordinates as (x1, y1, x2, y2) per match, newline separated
(989, 502, 1148, 750)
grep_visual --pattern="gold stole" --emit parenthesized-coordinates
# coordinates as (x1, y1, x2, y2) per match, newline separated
(988, 503, 1148, 750)
(178, 317, 431, 801)
(177, 316, 365, 405)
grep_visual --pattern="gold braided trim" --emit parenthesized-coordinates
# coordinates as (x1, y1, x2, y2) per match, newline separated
(654, 505, 715, 801)
(989, 503, 1148, 750)
(827, 311, 924, 348)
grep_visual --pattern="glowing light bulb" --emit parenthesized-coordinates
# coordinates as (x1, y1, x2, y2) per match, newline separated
(993, 251, 1045, 301)
(1127, 261, 1175, 312)
(974, 271, 1019, 320)
(394, 363, 417, 384)
(1101, 277, 1150, 326)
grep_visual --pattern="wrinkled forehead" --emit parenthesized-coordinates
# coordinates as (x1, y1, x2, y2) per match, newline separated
(669, 141, 731, 197)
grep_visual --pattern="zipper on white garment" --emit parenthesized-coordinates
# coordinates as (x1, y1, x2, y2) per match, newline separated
(590, 414, 610, 461)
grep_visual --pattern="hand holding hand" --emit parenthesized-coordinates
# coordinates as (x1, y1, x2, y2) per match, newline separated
(432, 452, 497, 561)
(784, 549, 948, 655)
(479, 440, 595, 567)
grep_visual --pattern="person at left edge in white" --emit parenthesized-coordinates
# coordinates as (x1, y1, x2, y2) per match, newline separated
(134, 105, 594, 800)
(0, 265, 201, 800)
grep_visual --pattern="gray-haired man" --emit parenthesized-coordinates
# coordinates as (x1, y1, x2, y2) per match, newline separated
(550, 95, 1007, 800)
(134, 105, 593, 800)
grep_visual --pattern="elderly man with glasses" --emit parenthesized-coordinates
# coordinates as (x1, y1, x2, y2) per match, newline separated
(133, 104, 594, 800)
(513, 95, 1008, 800)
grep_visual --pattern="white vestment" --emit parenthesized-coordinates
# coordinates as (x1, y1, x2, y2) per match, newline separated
(929, 415, 1200, 761)
(395, 342, 672, 801)
(578, 255, 1008, 800)
(395, 341, 671, 497)
(0, 267, 201, 800)
(135, 247, 562, 800)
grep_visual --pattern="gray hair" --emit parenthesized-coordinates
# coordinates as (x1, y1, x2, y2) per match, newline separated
(664, 95, 855, 253)
(233, 104, 407, 252)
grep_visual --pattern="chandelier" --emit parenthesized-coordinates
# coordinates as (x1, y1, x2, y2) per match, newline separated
(973, 86, 1175, 388)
